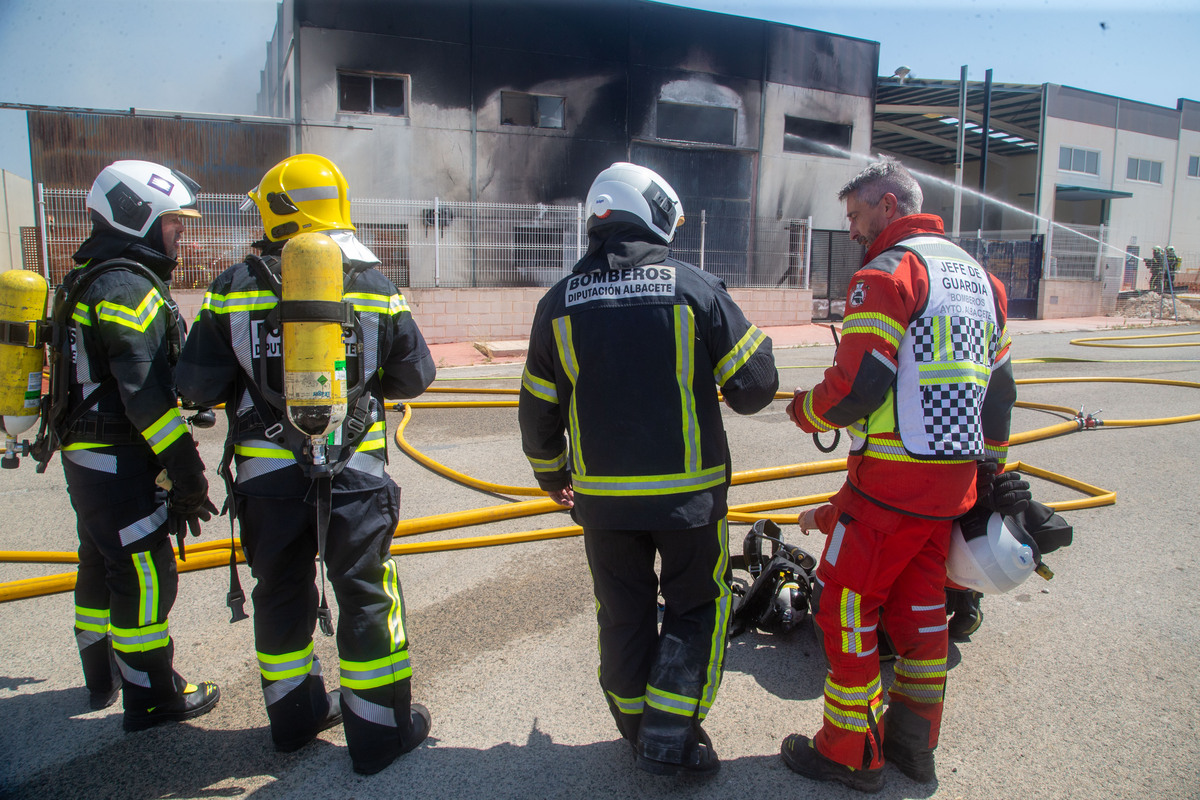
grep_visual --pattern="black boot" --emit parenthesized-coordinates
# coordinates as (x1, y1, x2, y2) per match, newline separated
(781, 734, 883, 793)
(635, 635, 720, 776)
(275, 690, 344, 753)
(881, 703, 937, 783)
(352, 703, 431, 775)
(124, 681, 220, 732)
(947, 590, 983, 640)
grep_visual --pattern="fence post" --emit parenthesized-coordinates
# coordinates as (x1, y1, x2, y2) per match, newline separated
(1095, 224, 1105, 280)
(1045, 224, 1055, 279)
(804, 216, 813, 290)
(576, 202, 584, 259)
(699, 209, 706, 271)
(36, 183, 50, 281)
(434, 196, 441, 288)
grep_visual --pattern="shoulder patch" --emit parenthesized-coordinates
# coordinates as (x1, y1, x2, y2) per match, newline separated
(849, 281, 867, 307)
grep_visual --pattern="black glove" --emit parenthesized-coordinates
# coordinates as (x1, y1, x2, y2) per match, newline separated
(976, 459, 1032, 516)
(161, 469, 218, 558)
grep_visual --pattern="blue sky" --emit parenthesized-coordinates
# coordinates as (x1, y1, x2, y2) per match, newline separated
(0, 0, 1195, 181)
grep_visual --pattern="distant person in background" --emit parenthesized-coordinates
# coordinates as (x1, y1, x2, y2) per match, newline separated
(1144, 246, 1165, 292)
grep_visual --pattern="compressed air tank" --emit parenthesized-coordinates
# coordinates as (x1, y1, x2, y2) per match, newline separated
(281, 232, 347, 439)
(0, 269, 48, 437)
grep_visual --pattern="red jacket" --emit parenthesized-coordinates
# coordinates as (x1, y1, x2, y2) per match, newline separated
(789, 214, 1015, 522)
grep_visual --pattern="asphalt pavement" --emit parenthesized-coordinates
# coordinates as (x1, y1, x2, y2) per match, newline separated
(2, 320, 1199, 800)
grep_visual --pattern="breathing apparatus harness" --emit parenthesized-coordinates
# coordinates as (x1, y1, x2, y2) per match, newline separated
(729, 519, 818, 637)
(217, 251, 373, 632)
(812, 325, 841, 454)
(30, 258, 182, 472)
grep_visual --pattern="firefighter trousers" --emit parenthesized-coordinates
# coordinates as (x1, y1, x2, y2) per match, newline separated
(64, 451, 186, 713)
(812, 508, 950, 770)
(236, 480, 419, 766)
(583, 519, 731, 760)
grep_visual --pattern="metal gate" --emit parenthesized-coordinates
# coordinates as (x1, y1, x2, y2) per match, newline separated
(951, 234, 1043, 319)
(808, 229, 864, 320)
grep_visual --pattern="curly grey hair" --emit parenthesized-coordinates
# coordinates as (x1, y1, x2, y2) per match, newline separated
(838, 156, 923, 216)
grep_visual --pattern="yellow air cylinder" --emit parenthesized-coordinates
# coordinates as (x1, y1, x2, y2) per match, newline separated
(281, 232, 348, 439)
(0, 270, 48, 437)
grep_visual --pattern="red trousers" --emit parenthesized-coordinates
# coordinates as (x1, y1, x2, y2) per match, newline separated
(811, 502, 951, 769)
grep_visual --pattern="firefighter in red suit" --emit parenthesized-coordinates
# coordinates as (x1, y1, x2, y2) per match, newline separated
(779, 157, 1016, 792)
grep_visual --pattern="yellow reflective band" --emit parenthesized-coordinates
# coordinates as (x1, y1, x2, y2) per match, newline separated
(572, 464, 726, 497)
(522, 367, 558, 404)
(801, 391, 836, 432)
(895, 657, 948, 679)
(645, 685, 700, 716)
(918, 360, 990, 387)
(110, 620, 170, 653)
(606, 690, 645, 715)
(345, 292, 391, 314)
(713, 324, 766, 385)
(382, 559, 407, 652)
(258, 642, 315, 681)
(527, 450, 568, 473)
(860, 435, 974, 464)
(203, 289, 277, 314)
(133, 550, 160, 627)
(841, 311, 904, 348)
(701, 518, 731, 714)
(675, 305, 701, 473)
(74, 605, 110, 634)
(142, 408, 187, 454)
(234, 443, 293, 458)
(552, 316, 584, 476)
(63, 441, 110, 451)
(355, 421, 387, 452)
(339, 650, 412, 689)
(72, 303, 92, 326)
(95, 289, 165, 333)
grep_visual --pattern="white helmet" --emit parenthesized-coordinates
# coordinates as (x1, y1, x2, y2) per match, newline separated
(86, 160, 201, 238)
(947, 509, 1038, 594)
(585, 162, 684, 244)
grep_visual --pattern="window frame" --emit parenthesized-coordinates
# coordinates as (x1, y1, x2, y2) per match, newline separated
(782, 114, 853, 158)
(1187, 155, 1200, 179)
(655, 100, 738, 147)
(1126, 156, 1163, 185)
(1058, 145, 1101, 176)
(500, 91, 567, 130)
(336, 70, 410, 118)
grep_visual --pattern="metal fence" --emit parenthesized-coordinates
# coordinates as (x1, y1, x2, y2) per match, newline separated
(1045, 222, 1110, 281)
(32, 186, 811, 291)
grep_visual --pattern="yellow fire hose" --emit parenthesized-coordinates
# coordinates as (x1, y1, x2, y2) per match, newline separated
(3, 368, 1199, 602)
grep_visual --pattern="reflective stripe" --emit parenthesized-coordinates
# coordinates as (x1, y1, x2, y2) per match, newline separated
(527, 449, 568, 474)
(76, 629, 107, 649)
(800, 389, 837, 433)
(552, 316, 583, 475)
(985, 442, 1009, 461)
(645, 685, 700, 717)
(74, 605, 110, 634)
(63, 446, 118, 473)
(826, 519, 847, 566)
(142, 408, 188, 454)
(571, 464, 726, 497)
(860, 434, 973, 464)
(340, 650, 412, 690)
(119, 503, 168, 548)
(713, 323, 766, 385)
(72, 302, 92, 326)
(606, 691, 645, 715)
(917, 360, 991, 387)
(287, 185, 338, 202)
(917, 621, 949, 634)
(340, 687, 398, 727)
(700, 518, 731, 716)
(892, 683, 944, 703)
(382, 558, 408, 652)
(911, 603, 944, 613)
(264, 674, 308, 707)
(115, 654, 151, 688)
(111, 620, 170, 653)
(95, 288, 164, 333)
(896, 657, 948, 678)
(258, 643, 315, 682)
(345, 450, 387, 478)
(521, 367, 558, 404)
(836, 587, 867, 656)
(675, 305, 700, 474)
(840, 312, 904, 348)
(354, 421, 386, 453)
(133, 550, 160, 627)
(202, 289, 277, 314)
(822, 674, 883, 733)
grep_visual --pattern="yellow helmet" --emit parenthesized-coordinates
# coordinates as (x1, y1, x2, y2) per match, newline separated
(248, 154, 355, 241)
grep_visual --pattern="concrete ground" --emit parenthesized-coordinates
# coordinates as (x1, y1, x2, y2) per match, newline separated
(2, 318, 1199, 799)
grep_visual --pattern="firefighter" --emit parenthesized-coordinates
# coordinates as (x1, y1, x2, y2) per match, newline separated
(58, 160, 220, 730)
(175, 154, 436, 774)
(518, 162, 779, 776)
(1165, 245, 1181, 291)
(1145, 246, 1165, 292)
(781, 156, 1016, 791)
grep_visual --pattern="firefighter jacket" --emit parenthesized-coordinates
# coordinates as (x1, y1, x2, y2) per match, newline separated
(790, 214, 1015, 521)
(518, 225, 779, 530)
(175, 239, 435, 494)
(60, 231, 204, 482)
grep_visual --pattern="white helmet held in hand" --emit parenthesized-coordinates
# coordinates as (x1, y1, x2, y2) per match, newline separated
(585, 162, 684, 244)
(947, 508, 1038, 594)
(86, 160, 201, 238)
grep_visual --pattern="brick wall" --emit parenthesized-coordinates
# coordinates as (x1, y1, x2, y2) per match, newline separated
(173, 286, 814, 344)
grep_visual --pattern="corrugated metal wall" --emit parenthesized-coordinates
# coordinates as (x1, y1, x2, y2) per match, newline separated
(28, 111, 291, 193)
